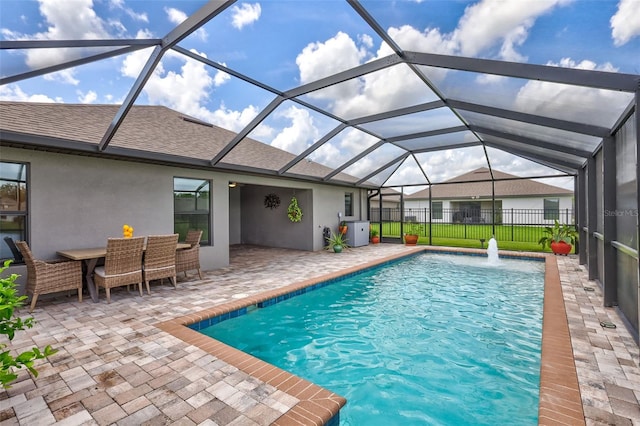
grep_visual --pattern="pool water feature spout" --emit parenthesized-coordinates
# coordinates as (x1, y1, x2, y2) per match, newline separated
(487, 237, 500, 265)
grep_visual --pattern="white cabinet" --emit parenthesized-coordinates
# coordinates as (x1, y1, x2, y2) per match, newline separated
(345, 221, 369, 247)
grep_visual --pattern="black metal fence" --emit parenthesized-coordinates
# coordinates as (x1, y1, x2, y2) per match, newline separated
(369, 208, 574, 243)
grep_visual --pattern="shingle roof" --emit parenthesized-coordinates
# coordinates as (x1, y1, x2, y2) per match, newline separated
(0, 101, 357, 182)
(407, 167, 572, 199)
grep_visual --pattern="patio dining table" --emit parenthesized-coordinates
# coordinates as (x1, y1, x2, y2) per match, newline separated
(57, 242, 191, 303)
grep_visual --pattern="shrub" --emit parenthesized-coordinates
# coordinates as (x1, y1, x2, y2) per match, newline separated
(0, 260, 57, 388)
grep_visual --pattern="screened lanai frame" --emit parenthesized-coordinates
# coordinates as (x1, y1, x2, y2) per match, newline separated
(1, 0, 639, 337)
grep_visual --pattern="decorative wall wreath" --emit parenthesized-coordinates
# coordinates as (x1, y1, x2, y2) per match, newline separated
(287, 196, 303, 222)
(264, 193, 281, 209)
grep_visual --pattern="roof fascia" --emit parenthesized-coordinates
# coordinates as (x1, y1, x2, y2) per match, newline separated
(470, 125, 594, 158)
(405, 51, 639, 92)
(2, 131, 373, 190)
(448, 99, 610, 137)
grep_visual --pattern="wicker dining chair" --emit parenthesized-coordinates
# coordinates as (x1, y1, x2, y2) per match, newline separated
(143, 234, 179, 294)
(175, 229, 203, 280)
(94, 236, 145, 303)
(15, 241, 83, 312)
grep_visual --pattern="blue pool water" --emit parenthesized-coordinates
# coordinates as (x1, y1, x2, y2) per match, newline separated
(200, 253, 545, 425)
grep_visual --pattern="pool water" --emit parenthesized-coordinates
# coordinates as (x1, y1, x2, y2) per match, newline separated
(200, 253, 545, 425)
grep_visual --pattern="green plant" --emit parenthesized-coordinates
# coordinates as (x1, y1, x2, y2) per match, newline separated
(538, 220, 579, 249)
(0, 260, 57, 388)
(404, 222, 422, 236)
(287, 196, 303, 222)
(370, 228, 379, 238)
(325, 232, 349, 252)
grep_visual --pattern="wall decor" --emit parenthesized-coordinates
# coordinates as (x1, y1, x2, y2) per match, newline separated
(264, 193, 281, 209)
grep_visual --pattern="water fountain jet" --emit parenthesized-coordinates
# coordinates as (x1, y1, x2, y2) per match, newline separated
(487, 237, 500, 265)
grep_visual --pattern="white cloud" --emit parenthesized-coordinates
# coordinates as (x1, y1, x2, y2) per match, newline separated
(270, 106, 320, 153)
(25, 0, 112, 71)
(0, 84, 57, 102)
(165, 7, 208, 41)
(43, 69, 79, 85)
(120, 45, 259, 132)
(110, 0, 148, 23)
(231, 3, 261, 30)
(77, 89, 97, 103)
(206, 102, 264, 134)
(610, 0, 640, 46)
(1, 0, 122, 88)
(142, 50, 214, 117)
(514, 58, 626, 124)
(165, 6, 188, 25)
(453, 0, 572, 60)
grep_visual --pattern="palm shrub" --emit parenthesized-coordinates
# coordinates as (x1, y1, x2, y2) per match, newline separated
(0, 260, 57, 388)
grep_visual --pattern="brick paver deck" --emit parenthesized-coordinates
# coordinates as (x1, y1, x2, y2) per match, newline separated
(1, 244, 638, 425)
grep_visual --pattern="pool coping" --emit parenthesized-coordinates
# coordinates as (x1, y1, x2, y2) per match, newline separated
(156, 246, 584, 425)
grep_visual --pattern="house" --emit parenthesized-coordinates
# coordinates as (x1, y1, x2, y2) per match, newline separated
(0, 101, 370, 289)
(402, 168, 574, 224)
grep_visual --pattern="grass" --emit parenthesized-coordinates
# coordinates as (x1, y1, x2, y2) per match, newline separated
(371, 222, 575, 253)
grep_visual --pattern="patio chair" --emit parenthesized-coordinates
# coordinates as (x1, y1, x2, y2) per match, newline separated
(4, 236, 24, 264)
(15, 241, 83, 312)
(175, 229, 203, 280)
(143, 234, 179, 294)
(94, 236, 145, 303)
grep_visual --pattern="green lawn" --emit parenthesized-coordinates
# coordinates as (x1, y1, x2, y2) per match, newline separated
(371, 222, 572, 253)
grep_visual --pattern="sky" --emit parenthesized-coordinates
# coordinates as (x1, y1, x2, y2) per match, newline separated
(1, 0, 639, 191)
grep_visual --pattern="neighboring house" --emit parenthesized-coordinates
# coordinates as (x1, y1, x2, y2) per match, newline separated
(0, 102, 369, 289)
(403, 168, 574, 224)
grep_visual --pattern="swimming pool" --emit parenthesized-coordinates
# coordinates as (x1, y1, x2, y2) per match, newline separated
(197, 253, 545, 425)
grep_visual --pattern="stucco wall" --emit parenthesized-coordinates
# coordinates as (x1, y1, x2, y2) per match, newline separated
(1, 147, 369, 290)
(240, 185, 313, 250)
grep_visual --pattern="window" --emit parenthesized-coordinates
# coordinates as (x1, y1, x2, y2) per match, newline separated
(431, 201, 443, 220)
(0, 161, 28, 263)
(174, 178, 210, 245)
(344, 192, 354, 216)
(544, 198, 560, 220)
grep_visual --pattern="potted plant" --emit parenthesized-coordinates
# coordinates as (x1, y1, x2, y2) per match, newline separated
(404, 223, 420, 246)
(326, 231, 349, 253)
(370, 227, 380, 244)
(338, 221, 348, 235)
(538, 220, 578, 255)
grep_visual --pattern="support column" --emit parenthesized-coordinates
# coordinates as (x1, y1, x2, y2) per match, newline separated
(587, 156, 598, 280)
(428, 185, 433, 246)
(635, 89, 640, 331)
(577, 170, 587, 265)
(602, 136, 617, 307)
(491, 180, 496, 237)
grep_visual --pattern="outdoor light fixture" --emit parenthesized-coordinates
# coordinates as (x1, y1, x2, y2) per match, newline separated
(228, 182, 237, 188)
